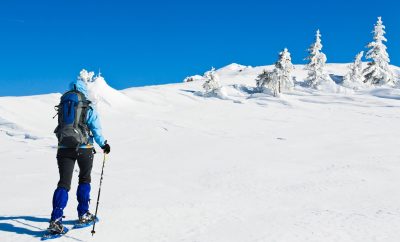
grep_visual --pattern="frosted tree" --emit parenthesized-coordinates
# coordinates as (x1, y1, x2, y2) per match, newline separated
(343, 51, 365, 88)
(304, 30, 329, 88)
(275, 48, 294, 91)
(269, 70, 280, 96)
(255, 69, 280, 96)
(363, 17, 394, 85)
(79, 69, 95, 83)
(256, 70, 270, 90)
(203, 67, 221, 95)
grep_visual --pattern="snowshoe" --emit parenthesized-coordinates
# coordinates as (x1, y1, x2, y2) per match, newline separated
(73, 212, 99, 229)
(41, 220, 69, 240)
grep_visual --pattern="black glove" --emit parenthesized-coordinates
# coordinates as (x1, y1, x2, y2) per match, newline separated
(101, 141, 111, 154)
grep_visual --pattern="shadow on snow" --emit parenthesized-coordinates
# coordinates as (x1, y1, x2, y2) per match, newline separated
(0, 215, 76, 238)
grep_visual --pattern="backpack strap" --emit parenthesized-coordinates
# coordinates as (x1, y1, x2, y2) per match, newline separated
(74, 91, 86, 128)
(76, 92, 93, 140)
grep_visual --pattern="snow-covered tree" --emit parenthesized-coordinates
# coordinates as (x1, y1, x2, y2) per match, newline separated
(79, 69, 95, 83)
(343, 51, 365, 88)
(256, 70, 271, 89)
(255, 69, 280, 96)
(269, 70, 281, 97)
(203, 67, 221, 94)
(363, 17, 394, 85)
(304, 30, 329, 88)
(275, 48, 294, 91)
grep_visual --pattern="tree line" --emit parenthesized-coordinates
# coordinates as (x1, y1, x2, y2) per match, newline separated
(201, 17, 396, 97)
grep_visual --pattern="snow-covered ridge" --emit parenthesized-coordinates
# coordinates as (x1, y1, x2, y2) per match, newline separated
(2, 62, 399, 144)
(185, 62, 400, 92)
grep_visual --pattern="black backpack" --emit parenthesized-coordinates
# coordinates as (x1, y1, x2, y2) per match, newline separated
(54, 88, 91, 148)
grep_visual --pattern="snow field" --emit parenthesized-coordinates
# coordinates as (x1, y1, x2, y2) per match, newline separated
(1, 63, 400, 241)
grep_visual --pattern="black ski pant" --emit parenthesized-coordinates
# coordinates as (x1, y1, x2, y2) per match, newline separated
(56, 148, 94, 191)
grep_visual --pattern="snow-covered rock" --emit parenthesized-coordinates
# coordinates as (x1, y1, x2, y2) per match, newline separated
(183, 75, 204, 83)
(87, 74, 134, 108)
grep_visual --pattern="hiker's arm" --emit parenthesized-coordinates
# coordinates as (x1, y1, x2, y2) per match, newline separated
(87, 108, 106, 147)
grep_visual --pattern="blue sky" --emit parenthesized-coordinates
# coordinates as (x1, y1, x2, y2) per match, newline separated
(0, 0, 398, 96)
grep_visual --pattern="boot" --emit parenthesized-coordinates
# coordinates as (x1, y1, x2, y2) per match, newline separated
(47, 220, 66, 234)
(77, 211, 97, 225)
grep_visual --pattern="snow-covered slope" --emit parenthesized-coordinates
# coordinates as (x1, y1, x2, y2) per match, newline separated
(1, 63, 400, 242)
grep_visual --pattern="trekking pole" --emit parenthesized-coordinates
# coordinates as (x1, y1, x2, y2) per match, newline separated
(91, 153, 107, 236)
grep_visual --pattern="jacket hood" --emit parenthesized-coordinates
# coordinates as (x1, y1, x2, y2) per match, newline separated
(69, 79, 89, 99)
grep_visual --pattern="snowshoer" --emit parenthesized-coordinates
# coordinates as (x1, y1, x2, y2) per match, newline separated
(47, 78, 111, 234)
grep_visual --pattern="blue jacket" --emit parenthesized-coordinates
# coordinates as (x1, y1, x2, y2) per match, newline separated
(61, 79, 106, 148)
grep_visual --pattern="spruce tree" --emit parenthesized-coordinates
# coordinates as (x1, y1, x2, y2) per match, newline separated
(304, 30, 328, 88)
(275, 48, 294, 91)
(343, 51, 365, 88)
(255, 69, 279, 96)
(363, 17, 394, 85)
(203, 67, 221, 94)
(255, 70, 270, 90)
